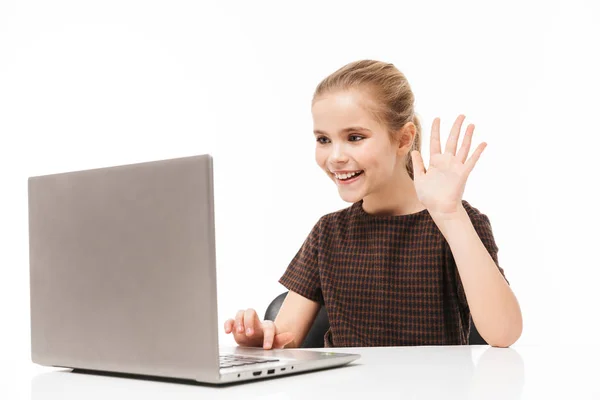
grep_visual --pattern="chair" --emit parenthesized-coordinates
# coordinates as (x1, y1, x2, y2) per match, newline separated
(264, 291, 488, 347)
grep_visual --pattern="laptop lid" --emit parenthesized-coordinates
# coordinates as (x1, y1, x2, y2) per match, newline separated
(28, 154, 221, 382)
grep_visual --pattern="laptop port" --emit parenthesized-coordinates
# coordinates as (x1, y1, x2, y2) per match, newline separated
(253, 371, 262, 376)
(267, 369, 275, 375)
(280, 368, 286, 371)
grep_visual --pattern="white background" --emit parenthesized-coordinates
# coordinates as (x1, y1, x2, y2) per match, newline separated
(1, 0, 599, 395)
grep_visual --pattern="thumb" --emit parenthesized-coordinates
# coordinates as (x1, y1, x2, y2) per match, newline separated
(411, 150, 426, 178)
(273, 332, 295, 349)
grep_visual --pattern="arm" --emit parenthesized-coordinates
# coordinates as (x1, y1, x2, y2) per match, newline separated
(276, 217, 325, 348)
(226, 215, 325, 349)
(432, 207, 523, 347)
(274, 290, 321, 348)
(410, 114, 523, 347)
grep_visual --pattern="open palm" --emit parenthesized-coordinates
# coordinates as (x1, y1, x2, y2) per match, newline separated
(411, 115, 486, 217)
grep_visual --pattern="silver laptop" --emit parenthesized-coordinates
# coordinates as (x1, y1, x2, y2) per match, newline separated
(28, 154, 359, 384)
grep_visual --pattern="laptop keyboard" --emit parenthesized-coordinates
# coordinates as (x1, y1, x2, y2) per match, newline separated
(219, 354, 280, 369)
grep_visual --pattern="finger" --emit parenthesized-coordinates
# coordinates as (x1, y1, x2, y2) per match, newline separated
(262, 321, 276, 350)
(465, 142, 487, 173)
(273, 332, 296, 349)
(444, 114, 466, 155)
(430, 117, 442, 157)
(456, 123, 475, 163)
(235, 310, 245, 334)
(224, 319, 235, 334)
(244, 308, 258, 336)
(411, 151, 426, 178)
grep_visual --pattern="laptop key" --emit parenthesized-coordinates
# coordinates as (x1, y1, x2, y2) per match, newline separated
(218, 355, 280, 369)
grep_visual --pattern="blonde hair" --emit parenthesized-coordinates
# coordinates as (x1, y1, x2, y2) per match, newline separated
(312, 60, 421, 179)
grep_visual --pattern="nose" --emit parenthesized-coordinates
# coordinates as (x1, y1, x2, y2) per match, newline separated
(329, 142, 349, 164)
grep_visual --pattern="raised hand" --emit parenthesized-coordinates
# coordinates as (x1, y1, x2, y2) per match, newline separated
(410, 115, 486, 218)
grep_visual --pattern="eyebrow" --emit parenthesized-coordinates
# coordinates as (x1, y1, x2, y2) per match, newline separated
(313, 126, 372, 136)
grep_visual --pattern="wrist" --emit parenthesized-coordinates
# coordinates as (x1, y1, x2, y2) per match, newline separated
(429, 204, 471, 235)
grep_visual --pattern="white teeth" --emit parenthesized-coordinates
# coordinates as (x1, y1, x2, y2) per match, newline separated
(334, 171, 361, 180)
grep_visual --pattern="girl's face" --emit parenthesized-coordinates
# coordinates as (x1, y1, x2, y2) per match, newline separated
(312, 90, 408, 203)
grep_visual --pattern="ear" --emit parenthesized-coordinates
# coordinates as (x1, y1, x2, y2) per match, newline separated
(395, 122, 417, 154)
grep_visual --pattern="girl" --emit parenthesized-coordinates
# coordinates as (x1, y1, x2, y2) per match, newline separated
(224, 60, 522, 348)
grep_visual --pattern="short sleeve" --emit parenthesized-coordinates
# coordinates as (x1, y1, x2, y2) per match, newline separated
(278, 218, 324, 305)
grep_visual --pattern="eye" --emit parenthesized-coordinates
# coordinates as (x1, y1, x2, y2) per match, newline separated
(316, 136, 330, 144)
(349, 135, 364, 142)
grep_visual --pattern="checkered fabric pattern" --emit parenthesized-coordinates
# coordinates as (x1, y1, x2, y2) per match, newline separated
(279, 200, 506, 347)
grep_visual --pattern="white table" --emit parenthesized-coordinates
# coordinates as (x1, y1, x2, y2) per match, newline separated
(24, 345, 599, 399)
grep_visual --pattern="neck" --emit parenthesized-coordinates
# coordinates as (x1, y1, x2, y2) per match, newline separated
(361, 169, 425, 216)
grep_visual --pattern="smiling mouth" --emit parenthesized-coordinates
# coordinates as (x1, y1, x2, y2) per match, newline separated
(334, 170, 364, 182)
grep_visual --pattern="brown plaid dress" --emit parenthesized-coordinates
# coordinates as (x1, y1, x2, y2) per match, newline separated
(279, 199, 506, 347)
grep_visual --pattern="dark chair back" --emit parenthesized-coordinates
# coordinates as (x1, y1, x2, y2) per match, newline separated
(264, 291, 488, 347)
